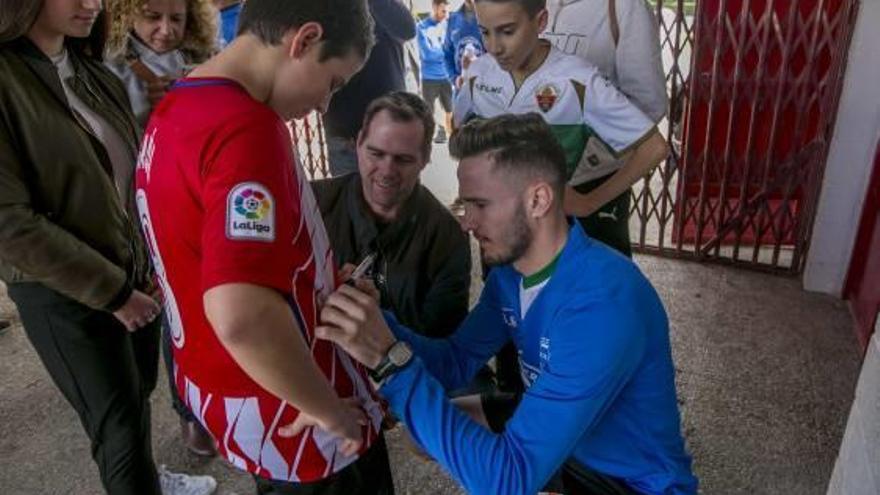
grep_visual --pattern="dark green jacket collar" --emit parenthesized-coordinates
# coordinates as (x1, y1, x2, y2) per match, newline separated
(7, 37, 70, 111)
(5, 37, 140, 151)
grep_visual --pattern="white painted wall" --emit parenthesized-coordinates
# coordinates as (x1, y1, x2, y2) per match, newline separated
(827, 329, 880, 495)
(804, 0, 880, 296)
(823, 8, 880, 490)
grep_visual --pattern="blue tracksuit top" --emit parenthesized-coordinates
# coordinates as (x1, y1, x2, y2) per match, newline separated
(417, 17, 449, 81)
(380, 221, 698, 494)
(218, 3, 242, 48)
(442, 5, 485, 84)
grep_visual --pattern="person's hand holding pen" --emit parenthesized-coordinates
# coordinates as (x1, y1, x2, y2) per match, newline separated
(319, 251, 395, 370)
(344, 253, 376, 285)
(339, 253, 380, 302)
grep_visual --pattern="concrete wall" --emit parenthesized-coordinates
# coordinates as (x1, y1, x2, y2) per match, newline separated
(803, 0, 880, 296)
(827, 324, 880, 495)
(820, 4, 880, 494)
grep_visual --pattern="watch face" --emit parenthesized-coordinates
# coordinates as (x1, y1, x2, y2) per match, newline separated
(388, 341, 413, 366)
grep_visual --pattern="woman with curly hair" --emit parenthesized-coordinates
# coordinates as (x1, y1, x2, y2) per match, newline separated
(105, 0, 217, 127)
(106, 0, 223, 462)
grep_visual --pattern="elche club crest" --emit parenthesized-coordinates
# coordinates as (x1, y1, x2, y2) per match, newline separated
(535, 83, 560, 112)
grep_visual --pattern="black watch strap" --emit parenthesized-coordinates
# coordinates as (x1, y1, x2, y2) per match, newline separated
(369, 341, 413, 383)
(369, 356, 394, 382)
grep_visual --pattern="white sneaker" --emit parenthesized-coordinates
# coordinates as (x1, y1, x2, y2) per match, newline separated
(158, 465, 217, 495)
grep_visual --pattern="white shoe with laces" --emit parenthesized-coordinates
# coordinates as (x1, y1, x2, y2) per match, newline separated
(158, 465, 217, 495)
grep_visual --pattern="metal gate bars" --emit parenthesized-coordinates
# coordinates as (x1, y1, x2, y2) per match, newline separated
(289, 114, 330, 180)
(633, 0, 859, 273)
(288, 1, 859, 274)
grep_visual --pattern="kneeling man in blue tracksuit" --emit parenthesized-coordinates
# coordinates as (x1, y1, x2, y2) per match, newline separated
(316, 114, 698, 495)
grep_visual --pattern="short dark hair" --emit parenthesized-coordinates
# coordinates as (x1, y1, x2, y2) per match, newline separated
(432, 0, 449, 5)
(237, 0, 375, 61)
(360, 92, 436, 161)
(450, 113, 566, 199)
(474, 0, 546, 17)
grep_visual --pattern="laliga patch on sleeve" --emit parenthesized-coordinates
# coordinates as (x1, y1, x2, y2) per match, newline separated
(226, 182, 275, 242)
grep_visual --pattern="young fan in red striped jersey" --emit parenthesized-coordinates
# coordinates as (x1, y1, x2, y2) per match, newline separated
(135, 1, 394, 492)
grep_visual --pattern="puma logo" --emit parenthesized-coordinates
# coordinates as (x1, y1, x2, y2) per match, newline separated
(598, 207, 618, 222)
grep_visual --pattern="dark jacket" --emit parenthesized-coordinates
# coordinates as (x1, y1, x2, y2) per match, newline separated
(0, 38, 150, 311)
(312, 174, 471, 338)
(322, 0, 416, 140)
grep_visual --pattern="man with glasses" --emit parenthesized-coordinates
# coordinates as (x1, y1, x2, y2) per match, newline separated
(313, 92, 471, 340)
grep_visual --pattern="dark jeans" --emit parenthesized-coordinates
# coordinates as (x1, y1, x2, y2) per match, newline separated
(8, 282, 161, 495)
(161, 320, 197, 422)
(253, 435, 394, 495)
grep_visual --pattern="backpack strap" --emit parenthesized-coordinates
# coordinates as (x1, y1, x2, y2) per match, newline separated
(608, 0, 620, 47)
(570, 80, 587, 110)
(128, 58, 159, 84)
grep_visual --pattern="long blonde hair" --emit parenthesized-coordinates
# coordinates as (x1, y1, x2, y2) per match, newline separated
(106, 0, 218, 63)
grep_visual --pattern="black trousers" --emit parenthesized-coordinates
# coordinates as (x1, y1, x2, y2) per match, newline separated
(421, 79, 453, 113)
(8, 282, 161, 495)
(481, 390, 636, 495)
(253, 435, 394, 495)
(561, 461, 637, 495)
(494, 341, 524, 395)
(573, 177, 633, 258)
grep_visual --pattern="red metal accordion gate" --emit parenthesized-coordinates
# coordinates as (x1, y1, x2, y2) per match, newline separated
(633, 0, 859, 273)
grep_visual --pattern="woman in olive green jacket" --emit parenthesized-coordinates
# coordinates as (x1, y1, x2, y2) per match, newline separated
(0, 1, 163, 493)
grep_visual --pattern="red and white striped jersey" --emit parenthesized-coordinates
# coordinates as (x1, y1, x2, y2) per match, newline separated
(135, 78, 382, 482)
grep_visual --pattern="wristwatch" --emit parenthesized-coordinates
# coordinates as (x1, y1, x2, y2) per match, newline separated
(369, 340, 413, 384)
